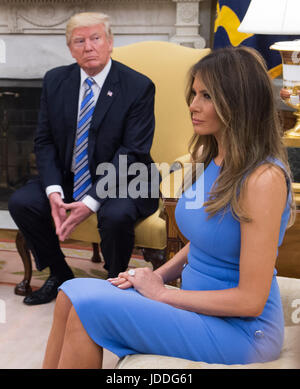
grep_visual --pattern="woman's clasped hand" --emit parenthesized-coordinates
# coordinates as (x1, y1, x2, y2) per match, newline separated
(108, 268, 166, 301)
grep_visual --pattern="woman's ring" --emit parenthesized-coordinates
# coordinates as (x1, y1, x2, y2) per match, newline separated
(128, 269, 136, 276)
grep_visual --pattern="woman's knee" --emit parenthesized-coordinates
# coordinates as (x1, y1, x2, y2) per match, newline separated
(54, 291, 73, 323)
(65, 306, 86, 336)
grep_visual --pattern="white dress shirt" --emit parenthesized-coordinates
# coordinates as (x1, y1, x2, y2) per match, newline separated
(45, 59, 112, 213)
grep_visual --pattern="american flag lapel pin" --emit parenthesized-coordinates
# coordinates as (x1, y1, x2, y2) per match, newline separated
(107, 90, 113, 97)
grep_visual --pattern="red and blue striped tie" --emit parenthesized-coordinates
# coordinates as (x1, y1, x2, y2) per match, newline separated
(73, 77, 95, 201)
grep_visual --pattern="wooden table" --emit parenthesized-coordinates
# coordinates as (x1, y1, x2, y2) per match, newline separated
(160, 169, 188, 262)
(277, 113, 300, 278)
(283, 134, 300, 148)
(282, 129, 300, 206)
(163, 196, 187, 262)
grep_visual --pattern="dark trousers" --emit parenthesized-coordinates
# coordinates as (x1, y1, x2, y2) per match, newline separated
(8, 177, 158, 278)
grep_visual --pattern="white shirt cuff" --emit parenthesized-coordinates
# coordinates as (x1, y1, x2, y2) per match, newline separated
(46, 185, 65, 199)
(81, 195, 100, 213)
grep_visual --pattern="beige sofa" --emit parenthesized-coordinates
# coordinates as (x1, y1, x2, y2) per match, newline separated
(116, 276, 300, 369)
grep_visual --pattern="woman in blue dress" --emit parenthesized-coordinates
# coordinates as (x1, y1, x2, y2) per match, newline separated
(42, 46, 295, 368)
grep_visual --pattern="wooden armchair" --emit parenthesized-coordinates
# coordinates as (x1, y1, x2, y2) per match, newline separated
(14, 41, 211, 295)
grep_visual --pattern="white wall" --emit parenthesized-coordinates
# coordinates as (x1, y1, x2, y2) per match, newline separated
(0, 0, 213, 79)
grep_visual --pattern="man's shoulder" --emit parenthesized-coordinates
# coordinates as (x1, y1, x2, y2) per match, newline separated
(44, 63, 78, 82)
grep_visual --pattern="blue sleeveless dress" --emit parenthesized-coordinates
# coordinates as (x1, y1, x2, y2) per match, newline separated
(60, 158, 291, 364)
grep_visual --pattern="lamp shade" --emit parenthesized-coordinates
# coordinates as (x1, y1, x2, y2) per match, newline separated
(238, 0, 300, 35)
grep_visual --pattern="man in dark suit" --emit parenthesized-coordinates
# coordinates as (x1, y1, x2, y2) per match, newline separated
(8, 12, 158, 305)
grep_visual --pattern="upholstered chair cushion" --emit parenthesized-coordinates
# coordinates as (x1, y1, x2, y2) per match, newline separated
(70, 199, 167, 250)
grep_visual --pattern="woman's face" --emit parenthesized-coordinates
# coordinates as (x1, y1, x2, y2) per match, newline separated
(189, 76, 223, 141)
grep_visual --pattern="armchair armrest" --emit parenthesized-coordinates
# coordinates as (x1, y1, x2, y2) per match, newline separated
(160, 154, 191, 200)
(159, 158, 189, 265)
(170, 153, 191, 172)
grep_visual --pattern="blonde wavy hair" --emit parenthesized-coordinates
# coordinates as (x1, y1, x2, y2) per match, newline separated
(185, 46, 295, 225)
(66, 12, 113, 45)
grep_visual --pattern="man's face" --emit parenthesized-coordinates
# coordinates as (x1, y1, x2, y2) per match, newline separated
(68, 24, 113, 76)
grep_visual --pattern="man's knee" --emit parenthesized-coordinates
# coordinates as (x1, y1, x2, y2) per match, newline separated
(8, 188, 28, 217)
(98, 199, 139, 231)
(8, 181, 49, 221)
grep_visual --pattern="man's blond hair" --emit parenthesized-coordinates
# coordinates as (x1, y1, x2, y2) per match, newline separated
(66, 12, 113, 45)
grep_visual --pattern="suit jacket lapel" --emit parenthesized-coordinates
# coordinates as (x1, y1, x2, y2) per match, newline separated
(64, 65, 80, 170)
(88, 60, 120, 166)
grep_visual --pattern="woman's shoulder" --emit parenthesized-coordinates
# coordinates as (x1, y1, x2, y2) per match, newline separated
(237, 160, 288, 221)
(245, 160, 287, 197)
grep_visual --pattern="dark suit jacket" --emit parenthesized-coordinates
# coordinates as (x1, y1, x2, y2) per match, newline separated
(34, 59, 157, 210)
